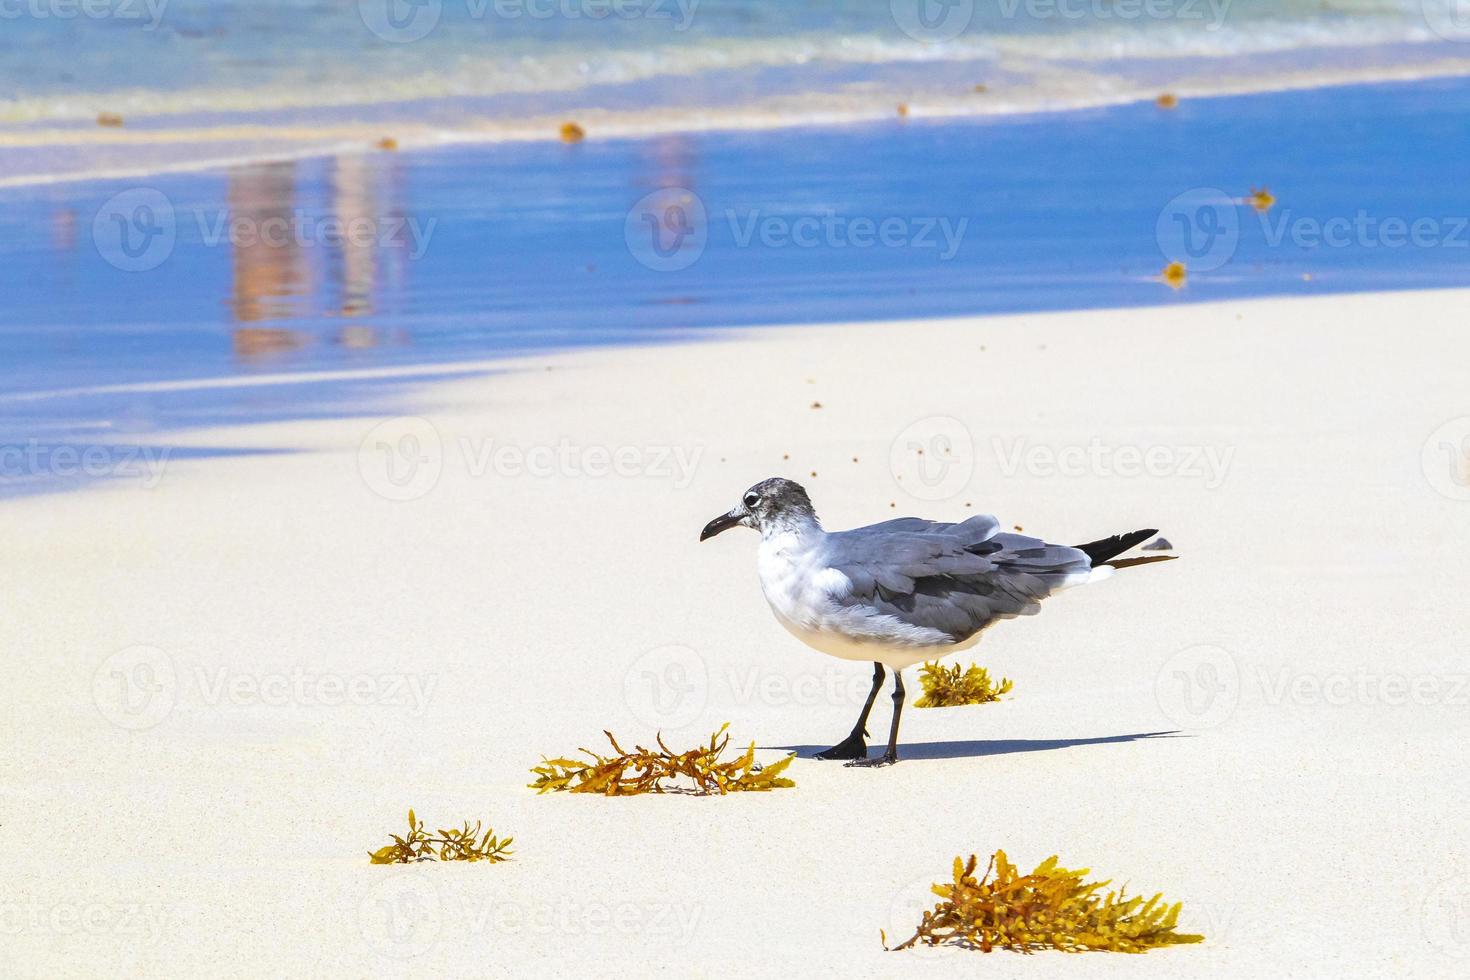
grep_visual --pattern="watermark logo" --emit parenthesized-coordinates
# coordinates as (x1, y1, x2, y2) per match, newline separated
(891, 0, 975, 43)
(626, 187, 708, 272)
(95, 649, 437, 727)
(93, 188, 176, 272)
(458, 438, 702, 485)
(196, 209, 435, 259)
(727, 210, 967, 259)
(1258, 210, 1470, 250)
(0, 442, 171, 489)
(1423, 0, 1470, 43)
(193, 668, 436, 713)
(1423, 417, 1470, 501)
(359, 416, 445, 502)
(93, 645, 177, 731)
(1154, 644, 1239, 729)
(1255, 667, 1467, 708)
(995, 0, 1232, 29)
(887, 875, 946, 957)
(1423, 873, 1470, 959)
(491, 0, 699, 28)
(0, 0, 169, 29)
(0, 900, 176, 943)
(1160, 186, 1470, 274)
(992, 437, 1234, 489)
(359, 875, 701, 956)
(358, 417, 705, 500)
(891, 416, 974, 501)
(623, 644, 708, 730)
(1157, 187, 1239, 272)
(359, 0, 442, 42)
(360, 873, 441, 959)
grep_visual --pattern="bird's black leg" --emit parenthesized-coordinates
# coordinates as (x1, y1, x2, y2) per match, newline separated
(847, 669, 904, 768)
(814, 662, 885, 760)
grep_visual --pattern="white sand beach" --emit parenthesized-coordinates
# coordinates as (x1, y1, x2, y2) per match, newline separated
(3, 289, 1468, 977)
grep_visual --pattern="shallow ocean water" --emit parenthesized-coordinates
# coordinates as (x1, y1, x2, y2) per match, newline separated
(1, 75, 1468, 473)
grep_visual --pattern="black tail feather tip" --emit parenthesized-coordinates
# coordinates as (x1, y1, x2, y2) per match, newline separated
(1075, 528, 1163, 566)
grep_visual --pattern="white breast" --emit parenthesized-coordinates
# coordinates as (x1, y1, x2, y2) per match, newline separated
(754, 530, 959, 670)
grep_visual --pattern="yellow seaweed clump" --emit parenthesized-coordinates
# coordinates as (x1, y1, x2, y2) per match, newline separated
(1160, 261, 1187, 289)
(560, 121, 586, 143)
(530, 724, 795, 796)
(886, 851, 1204, 954)
(369, 809, 513, 864)
(914, 662, 1012, 708)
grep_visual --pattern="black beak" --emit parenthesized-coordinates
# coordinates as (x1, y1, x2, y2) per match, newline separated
(700, 509, 743, 542)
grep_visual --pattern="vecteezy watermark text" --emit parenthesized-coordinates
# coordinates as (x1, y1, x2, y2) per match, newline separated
(993, 436, 1235, 489)
(92, 187, 437, 272)
(890, 0, 1231, 44)
(623, 644, 911, 730)
(0, 900, 176, 944)
(0, 442, 170, 489)
(0, 0, 168, 29)
(1158, 186, 1470, 271)
(358, 417, 705, 502)
(94, 645, 438, 731)
(1154, 644, 1469, 729)
(358, 0, 699, 44)
(726, 210, 968, 260)
(359, 873, 703, 959)
(996, 0, 1231, 27)
(623, 187, 969, 271)
(195, 210, 436, 260)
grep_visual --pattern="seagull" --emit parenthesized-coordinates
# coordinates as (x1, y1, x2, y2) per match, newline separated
(699, 477, 1173, 767)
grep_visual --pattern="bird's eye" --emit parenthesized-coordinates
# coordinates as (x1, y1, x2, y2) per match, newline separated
(743, 492, 760, 508)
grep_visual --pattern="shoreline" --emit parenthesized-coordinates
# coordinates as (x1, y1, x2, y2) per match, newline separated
(0, 286, 1463, 499)
(5, 64, 1470, 191)
(6, 71, 1470, 460)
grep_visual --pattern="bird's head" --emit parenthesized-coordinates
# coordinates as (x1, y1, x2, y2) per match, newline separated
(700, 477, 819, 541)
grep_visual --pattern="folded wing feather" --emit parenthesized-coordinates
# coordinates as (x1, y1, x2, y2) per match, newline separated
(822, 514, 1093, 645)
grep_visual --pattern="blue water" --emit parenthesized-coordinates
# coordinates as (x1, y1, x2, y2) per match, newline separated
(2, 0, 1466, 187)
(2, 74, 1469, 494)
(0, 0, 1441, 118)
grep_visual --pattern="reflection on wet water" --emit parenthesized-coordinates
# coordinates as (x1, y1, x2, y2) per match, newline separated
(50, 205, 77, 253)
(229, 162, 305, 329)
(226, 155, 415, 360)
(331, 154, 376, 320)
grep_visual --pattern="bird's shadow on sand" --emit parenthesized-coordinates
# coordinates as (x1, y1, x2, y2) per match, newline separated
(769, 731, 1186, 762)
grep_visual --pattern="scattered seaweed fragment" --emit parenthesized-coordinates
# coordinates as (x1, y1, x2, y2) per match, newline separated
(914, 662, 1012, 708)
(369, 809, 514, 864)
(560, 121, 586, 143)
(1160, 261, 1187, 289)
(885, 851, 1203, 954)
(1247, 186, 1275, 212)
(529, 724, 795, 796)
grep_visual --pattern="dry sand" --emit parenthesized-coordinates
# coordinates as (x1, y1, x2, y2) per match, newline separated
(3, 290, 1468, 977)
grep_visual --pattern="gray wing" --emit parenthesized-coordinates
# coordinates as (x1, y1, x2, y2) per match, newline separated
(824, 514, 1092, 643)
